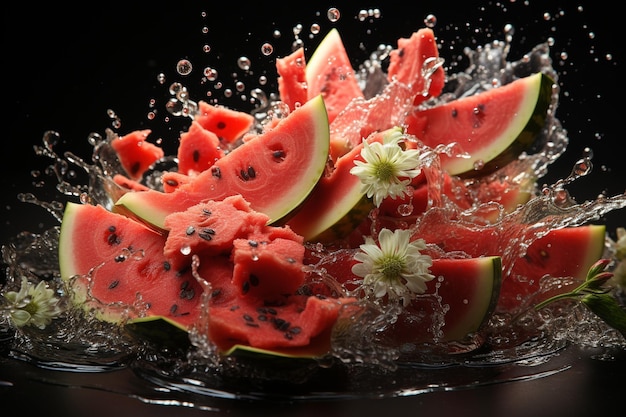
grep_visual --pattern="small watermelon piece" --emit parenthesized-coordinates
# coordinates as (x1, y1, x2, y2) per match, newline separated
(310, 249, 501, 343)
(207, 293, 355, 355)
(306, 28, 364, 124)
(111, 129, 164, 180)
(276, 47, 308, 112)
(194, 101, 254, 144)
(387, 28, 445, 106)
(112, 174, 150, 192)
(162, 195, 269, 269)
(161, 171, 192, 193)
(177, 120, 225, 175)
(405, 72, 554, 177)
(115, 95, 330, 230)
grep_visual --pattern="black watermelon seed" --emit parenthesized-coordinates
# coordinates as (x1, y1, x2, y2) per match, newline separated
(108, 280, 119, 289)
(284, 332, 293, 340)
(114, 255, 126, 262)
(398, 48, 405, 58)
(273, 150, 285, 159)
(181, 281, 189, 290)
(199, 230, 214, 241)
(180, 287, 195, 300)
(245, 322, 260, 328)
(211, 288, 222, 298)
(108, 225, 116, 233)
(289, 327, 302, 334)
(166, 179, 179, 187)
(243, 314, 254, 322)
(163, 261, 171, 271)
(273, 318, 290, 331)
(249, 274, 260, 286)
(216, 121, 226, 130)
(266, 307, 277, 315)
(240, 169, 250, 180)
(242, 281, 250, 294)
(286, 257, 296, 264)
(202, 208, 212, 216)
(107, 233, 120, 245)
(230, 305, 240, 311)
(247, 166, 256, 178)
(248, 240, 258, 247)
(186, 226, 196, 235)
(130, 161, 141, 176)
(451, 108, 458, 117)
(193, 149, 200, 163)
(170, 304, 178, 314)
(258, 315, 268, 321)
(211, 167, 222, 178)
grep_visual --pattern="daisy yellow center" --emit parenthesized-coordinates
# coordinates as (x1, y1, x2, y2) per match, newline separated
(374, 160, 395, 182)
(377, 256, 404, 280)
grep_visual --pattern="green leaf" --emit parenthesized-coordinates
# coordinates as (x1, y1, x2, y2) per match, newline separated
(581, 293, 626, 339)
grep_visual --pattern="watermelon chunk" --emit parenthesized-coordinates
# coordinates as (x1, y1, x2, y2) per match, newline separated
(194, 101, 254, 144)
(387, 28, 445, 106)
(115, 95, 330, 230)
(111, 129, 164, 180)
(276, 47, 308, 112)
(177, 120, 225, 175)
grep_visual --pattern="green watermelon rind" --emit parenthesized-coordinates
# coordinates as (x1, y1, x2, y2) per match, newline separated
(113, 95, 331, 230)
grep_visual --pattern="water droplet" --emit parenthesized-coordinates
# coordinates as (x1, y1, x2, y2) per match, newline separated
(397, 204, 414, 217)
(176, 59, 193, 76)
(473, 159, 485, 171)
(237, 56, 251, 71)
(157, 73, 166, 84)
(327, 7, 340, 22)
(180, 245, 191, 256)
(424, 14, 437, 28)
(202, 44, 211, 53)
(261, 43, 273, 56)
(310, 23, 320, 35)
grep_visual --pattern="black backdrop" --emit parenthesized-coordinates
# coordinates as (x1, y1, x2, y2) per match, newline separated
(3, 2, 623, 235)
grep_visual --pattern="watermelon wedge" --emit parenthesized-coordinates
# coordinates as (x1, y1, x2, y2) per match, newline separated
(405, 72, 554, 177)
(115, 95, 330, 230)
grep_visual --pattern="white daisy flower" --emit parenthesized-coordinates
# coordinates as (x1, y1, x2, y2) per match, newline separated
(2, 277, 63, 329)
(351, 228, 434, 307)
(350, 129, 422, 207)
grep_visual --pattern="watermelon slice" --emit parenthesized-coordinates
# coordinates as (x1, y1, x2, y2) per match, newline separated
(309, 248, 502, 343)
(405, 72, 554, 177)
(111, 129, 164, 180)
(306, 28, 364, 124)
(115, 95, 330, 230)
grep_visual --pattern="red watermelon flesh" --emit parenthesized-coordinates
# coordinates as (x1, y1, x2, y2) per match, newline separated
(387, 28, 445, 106)
(208, 293, 355, 354)
(276, 47, 308, 113)
(162, 171, 192, 193)
(194, 101, 254, 144)
(162, 195, 270, 270)
(111, 129, 164, 180)
(177, 120, 225, 175)
(115, 95, 330, 230)
(113, 174, 150, 192)
(58, 202, 206, 328)
(404, 72, 554, 177)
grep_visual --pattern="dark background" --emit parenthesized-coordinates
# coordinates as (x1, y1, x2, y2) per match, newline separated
(1, 3, 624, 415)
(2, 1, 623, 239)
